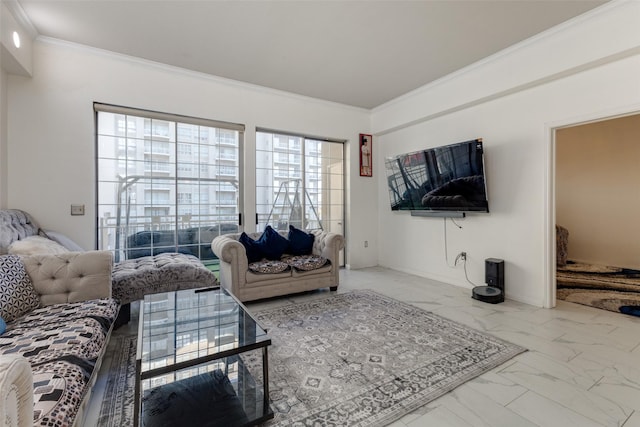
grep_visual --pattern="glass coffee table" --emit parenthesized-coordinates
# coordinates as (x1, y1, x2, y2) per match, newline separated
(134, 286, 273, 426)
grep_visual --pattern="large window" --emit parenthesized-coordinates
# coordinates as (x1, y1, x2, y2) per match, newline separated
(256, 130, 345, 262)
(96, 104, 243, 263)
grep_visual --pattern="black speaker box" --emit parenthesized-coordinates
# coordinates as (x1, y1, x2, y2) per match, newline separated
(472, 258, 505, 304)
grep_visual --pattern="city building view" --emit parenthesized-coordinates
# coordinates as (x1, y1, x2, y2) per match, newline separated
(96, 109, 242, 264)
(255, 131, 344, 238)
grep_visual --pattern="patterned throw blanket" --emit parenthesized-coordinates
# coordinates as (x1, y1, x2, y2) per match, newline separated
(0, 298, 119, 426)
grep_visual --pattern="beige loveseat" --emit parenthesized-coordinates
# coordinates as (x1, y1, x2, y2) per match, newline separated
(0, 251, 117, 427)
(211, 230, 345, 302)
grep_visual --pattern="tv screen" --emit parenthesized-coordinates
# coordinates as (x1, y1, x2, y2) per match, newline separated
(385, 138, 489, 213)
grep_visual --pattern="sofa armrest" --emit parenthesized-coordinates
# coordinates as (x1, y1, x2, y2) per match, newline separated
(211, 234, 249, 295)
(211, 235, 247, 266)
(0, 355, 33, 427)
(311, 231, 345, 265)
(22, 251, 113, 306)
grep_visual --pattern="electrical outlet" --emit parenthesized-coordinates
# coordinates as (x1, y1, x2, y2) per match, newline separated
(460, 252, 466, 261)
(364, 240, 369, 248)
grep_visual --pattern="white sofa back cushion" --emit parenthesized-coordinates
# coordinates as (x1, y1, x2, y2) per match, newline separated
(22, 251, 113, 306)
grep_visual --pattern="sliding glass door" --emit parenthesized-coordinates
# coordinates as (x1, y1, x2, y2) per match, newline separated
(256, 130, 345, 264)
(96, 104, 243, 264)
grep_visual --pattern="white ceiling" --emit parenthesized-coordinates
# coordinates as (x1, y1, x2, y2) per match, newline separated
(15, 0, 607, 109)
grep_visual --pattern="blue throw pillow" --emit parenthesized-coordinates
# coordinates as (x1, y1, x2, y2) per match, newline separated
(257, 226, 290, 260)
(288, 225, 315, 255)
(619, 306, 640, 317)
(239, 232, 264, 263)
(0, 317, 6, 335)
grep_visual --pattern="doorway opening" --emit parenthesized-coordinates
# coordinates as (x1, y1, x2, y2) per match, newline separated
(548, 110, 640, 315)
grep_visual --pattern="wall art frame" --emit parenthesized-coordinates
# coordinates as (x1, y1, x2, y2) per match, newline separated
(359, 133, 372, 177)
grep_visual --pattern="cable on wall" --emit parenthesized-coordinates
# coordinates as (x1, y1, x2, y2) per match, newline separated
(462, 258, 482, 287)
(443, 216, 482, 286)
(443, 217, 462, 268)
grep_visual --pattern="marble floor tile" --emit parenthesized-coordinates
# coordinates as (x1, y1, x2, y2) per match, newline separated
(507, 391, 607, 427)
(406, 405, 473, 427)
(515, 350, 601, 389)
(500, 361, 632, 426)
(486, 313, 567, 341)
(540, 315, 619, 336)
(464, 368, 528, 406)
(555, 328, 639, 353)
(421, 385, 538, 427)
(488, 327, 581, 362)
(623, 411, 640, 427)
(590, 367, 640, 411)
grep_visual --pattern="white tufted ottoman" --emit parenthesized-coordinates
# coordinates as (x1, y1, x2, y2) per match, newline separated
(112, 253, 218, 326)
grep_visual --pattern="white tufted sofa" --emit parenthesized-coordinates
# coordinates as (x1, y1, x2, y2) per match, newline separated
(0, 209, 217, 327)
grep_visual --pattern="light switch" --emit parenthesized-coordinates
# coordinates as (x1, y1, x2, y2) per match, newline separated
(71, 204, 85, 215)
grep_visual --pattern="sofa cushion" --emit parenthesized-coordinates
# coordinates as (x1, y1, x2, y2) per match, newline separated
(112, 253, 217, 305)
(8, 236, 69, 256)
(245, 268, 292, 285)
(0, 298, 118, 427)
(23, 251, 114, 306)
(248, 260, 290, 274)
(0, 255, 40, 322)
(257, 225, 290, 260)
(239, 232, 265, 263)
(287, 225, 315, 255)
(291, 262, 333, 278)
(284, 255, 329, 271)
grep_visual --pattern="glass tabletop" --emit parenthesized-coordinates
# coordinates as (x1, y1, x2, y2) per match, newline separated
(138, 286, 270, 377)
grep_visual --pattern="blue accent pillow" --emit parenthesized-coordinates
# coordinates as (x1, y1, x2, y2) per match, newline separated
(257, 226, 290, 260)
(0, 317, 6, 335)
(239, 232, 264, 263)
(288, 225, 315, 255)
(619, 306, 640, 317)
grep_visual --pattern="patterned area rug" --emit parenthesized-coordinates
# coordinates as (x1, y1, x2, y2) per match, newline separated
(99, 290, 525, 426)
(97, 335, 137, 426)
(557, 261, 640, 315)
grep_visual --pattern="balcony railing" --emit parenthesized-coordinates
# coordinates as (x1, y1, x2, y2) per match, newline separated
(98, 212, 240, 263)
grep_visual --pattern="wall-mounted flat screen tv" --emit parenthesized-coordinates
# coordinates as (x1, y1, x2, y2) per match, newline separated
(385, 138, 489, 213)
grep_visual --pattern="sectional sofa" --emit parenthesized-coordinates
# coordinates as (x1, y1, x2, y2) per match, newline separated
(0, 251, 117, 427)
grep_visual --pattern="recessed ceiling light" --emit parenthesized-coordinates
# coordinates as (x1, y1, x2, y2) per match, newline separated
(12, 31, 21, 48)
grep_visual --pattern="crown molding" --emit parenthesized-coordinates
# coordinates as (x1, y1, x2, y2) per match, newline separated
(36, 36, 371, 115)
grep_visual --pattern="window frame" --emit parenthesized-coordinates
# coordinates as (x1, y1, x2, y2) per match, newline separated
(94, 103, 245, 262)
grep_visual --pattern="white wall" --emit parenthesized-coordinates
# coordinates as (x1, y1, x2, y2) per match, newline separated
(372, 1, 640, 306)
(0, 0, 35, 210)
(6, 39, 378, 268)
